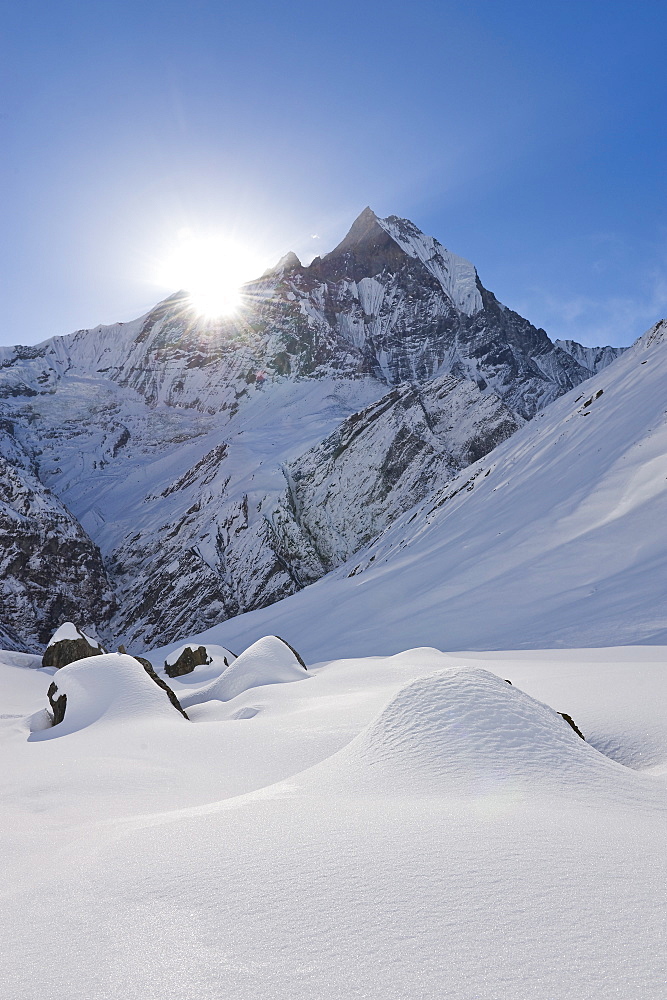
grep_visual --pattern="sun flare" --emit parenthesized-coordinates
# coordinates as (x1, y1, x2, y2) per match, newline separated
(156, 232, 265, 318)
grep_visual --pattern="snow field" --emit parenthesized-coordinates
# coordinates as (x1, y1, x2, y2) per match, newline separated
(1, 642, 666, 998)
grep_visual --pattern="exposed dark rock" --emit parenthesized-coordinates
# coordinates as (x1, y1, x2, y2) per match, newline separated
(42, 625, 104, 669)
(0, 422, 116, 650)
(559, 712, 585, 740)
(164, 644, 212, 678)
(275, 636, 308, 670)
(47, 681, 67, 726)
(133, 656, 189, 719)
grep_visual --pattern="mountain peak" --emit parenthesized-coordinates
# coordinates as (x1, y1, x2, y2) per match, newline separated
(311, 206, 406, 282)
(263, 251, 302, 277)
(327, 206, 383, 255)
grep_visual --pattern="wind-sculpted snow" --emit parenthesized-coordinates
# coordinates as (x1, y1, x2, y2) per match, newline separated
(179, 635, 307, 708)
(2, 643, 666, 999)
(337, 667, 635, 796)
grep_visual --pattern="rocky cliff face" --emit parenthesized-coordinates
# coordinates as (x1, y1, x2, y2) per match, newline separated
(0, 421, 115, 649)
(0, 209, 619, 650)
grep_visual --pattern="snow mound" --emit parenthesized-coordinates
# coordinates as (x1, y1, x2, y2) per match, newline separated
(48, 622, 100, 647)
(30, 653, 187, 740)
(336, 667, 627, 793)
(180, 635, 308, 708)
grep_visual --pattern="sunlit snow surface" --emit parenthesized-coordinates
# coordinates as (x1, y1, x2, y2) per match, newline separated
(1, 643, 666, 999)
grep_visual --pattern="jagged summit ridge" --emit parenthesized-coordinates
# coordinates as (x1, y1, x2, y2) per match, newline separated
(311, 207, 482, 317)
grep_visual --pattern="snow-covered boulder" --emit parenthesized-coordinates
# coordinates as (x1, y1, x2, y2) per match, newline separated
(34, 653, 189, 739)
(42, 622, 104, 669)
(164, 643, 213, 678)
(133, 655, 189, 719)
(336, 667, 613, 794)
(180, 635, 307, 708)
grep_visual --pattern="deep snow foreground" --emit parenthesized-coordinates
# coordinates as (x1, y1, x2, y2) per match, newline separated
(1, 643, 666, 999)
(163, 319, 667, 663)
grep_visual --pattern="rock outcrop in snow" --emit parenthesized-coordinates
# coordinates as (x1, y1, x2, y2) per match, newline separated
(164, 644, 213, 677)
(42, 622, 103, 668)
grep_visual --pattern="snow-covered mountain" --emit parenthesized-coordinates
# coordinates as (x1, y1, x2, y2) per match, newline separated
(554, 338, 626, 372)
(0, 209, 623, 650)
(168, 318, 667, 661)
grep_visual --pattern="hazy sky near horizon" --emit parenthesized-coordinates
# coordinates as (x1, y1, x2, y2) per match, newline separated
(2, 0, 666, 347)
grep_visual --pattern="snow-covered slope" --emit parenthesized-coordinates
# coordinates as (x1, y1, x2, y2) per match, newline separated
(167, 319, 667, 660)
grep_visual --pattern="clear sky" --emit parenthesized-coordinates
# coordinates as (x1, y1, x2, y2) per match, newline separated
(2, 0, 666, 347)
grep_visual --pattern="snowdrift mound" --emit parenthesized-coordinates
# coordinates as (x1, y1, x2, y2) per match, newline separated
(30, 653, 188, 740)
(180, 635, 307, 708)
(331, 667, 633, 794)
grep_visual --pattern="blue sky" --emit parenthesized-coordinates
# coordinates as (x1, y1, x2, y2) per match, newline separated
(1, 0, 665, 347)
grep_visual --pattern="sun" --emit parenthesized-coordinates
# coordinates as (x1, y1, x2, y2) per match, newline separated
(156, 231, 265, 318)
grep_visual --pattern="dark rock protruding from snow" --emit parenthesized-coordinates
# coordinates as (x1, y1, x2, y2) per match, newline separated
(132, 656, 190, 719)
(275, 635, 308, 670)
(559, 712, 585, 740)
(46, 680, 67, 726)
(164, 644, 212, 678)
(42, 623, 104, 669)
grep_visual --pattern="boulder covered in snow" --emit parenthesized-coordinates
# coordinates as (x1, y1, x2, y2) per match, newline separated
(164, 644, 213, 678)
(42, 622, 104, 669)
(180, 635, 308, 708)
(33, 653, 190, 739)
(336, 667, 604, 795)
